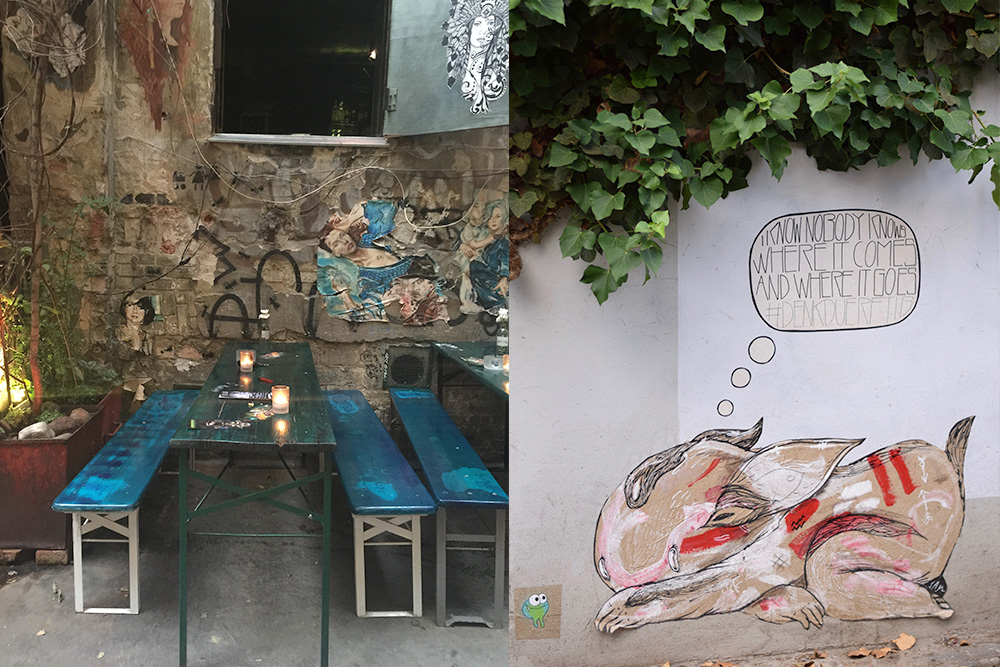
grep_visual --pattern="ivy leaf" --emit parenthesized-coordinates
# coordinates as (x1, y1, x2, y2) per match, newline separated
(599, 233, 644, 280)
(991, 163, 999, 207)
(509, 191, 540, 218)
(710, 107, 742, 152)
(848, 8, 875, 35)
(559, 224, 597, 257)
(580, 265, 621, 304)
(812, 103, 851, 138)
(874, 84, 905, 108)
(949, 144, 990, 171)
(793, 3, 826, 29)
(694, 24, 727, 51)
(721, 0, 764, 26)
(548, 143, 579, 168)
(642, 108, 670, 128)
(689, 175, 724, 208)
(638, 186, 667, 215)
(735, 112, 766, 142)
(523, 0, 566, 24)
(966, 29, 1000, 58)
(656, 29, 690, 56)
(934, 109, 973, 137)
(593, 111, 632, 134)
(724, 48, 756, 87)
(678, 0, 712, 33)
(942, 0, 976, 12)
(751, 132, 792, 179)
(790, 68, 822, 92)
(639, 241, 664, 281)
(873, 0, 898, 25)
(625, 129, 657, 154)
(590, 185, 626, 219)
(929, 129, 954, 152)
(608, 75, 641, 104)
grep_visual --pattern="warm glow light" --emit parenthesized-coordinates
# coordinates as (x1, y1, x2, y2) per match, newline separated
(503, 380, 509, 394)
(9, 384, 26, 403)
(239, 374, 252, 389)
(271, 385, 289, 414)
(274, 419, 288, 436)
(239, 349, 255, 373)
(369, 49, 377, 60)
(503, 354, 509, 374)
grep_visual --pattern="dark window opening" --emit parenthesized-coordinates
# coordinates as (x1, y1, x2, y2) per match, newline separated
(217, 0, 389, 137)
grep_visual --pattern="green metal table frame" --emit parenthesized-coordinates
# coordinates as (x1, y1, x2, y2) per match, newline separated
(170, 341, 336, 667)
(177, 451, 333, 667)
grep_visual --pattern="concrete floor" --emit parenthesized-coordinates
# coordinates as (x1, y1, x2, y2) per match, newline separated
(0, 454, 509, 667)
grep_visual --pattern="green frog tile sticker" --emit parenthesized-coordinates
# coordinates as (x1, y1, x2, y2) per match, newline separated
(521, 593, 549, 628)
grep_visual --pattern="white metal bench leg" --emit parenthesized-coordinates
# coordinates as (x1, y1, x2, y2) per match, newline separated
(72, 509, 140, 614)
(436, 506, 507, 628)
(354, 514, 424, 618)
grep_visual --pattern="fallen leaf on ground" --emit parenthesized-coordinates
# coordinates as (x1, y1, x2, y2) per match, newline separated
(35, 630, 45, 636)
(960, 640, 970, 646)
(847, 648, 870, 658)
(813, 650, 828, 658)
(872, 647, 894, 658)
(97, 652, 105, 659)
(661, 662, 670, 667)
(893, 633, 916, 651)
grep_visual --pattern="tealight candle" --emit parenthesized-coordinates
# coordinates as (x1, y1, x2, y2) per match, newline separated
(239, 349, 255, 373)
(271, 384, 289, 414)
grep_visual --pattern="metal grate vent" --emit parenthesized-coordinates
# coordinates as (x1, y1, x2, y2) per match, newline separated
(383, 346, 432, 388)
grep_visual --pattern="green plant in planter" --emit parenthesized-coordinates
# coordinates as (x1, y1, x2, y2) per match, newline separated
(511, 0, 999, 303)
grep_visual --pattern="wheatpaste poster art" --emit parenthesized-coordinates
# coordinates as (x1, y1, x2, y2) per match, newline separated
(316, 200, 449, 325)
(442, 0, 509, 114)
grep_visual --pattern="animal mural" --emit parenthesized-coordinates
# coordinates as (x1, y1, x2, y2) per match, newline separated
(442, 0, 509, 114)
(593, 417, 974, 633)
(316, 200, 450, 325)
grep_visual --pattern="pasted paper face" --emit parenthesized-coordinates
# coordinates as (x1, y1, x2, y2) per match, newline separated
(514, 584, 561, 640)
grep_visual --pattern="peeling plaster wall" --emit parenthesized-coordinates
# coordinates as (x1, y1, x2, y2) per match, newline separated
(0, 1, 507, 461)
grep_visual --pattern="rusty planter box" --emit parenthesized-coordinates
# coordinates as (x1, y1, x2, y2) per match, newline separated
(0, 388, 121, 551)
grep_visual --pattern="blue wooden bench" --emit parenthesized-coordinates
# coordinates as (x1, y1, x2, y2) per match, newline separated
(52, 390, 197, 614)
(388, 388, 508, 628)
(324, 390, 436, 618)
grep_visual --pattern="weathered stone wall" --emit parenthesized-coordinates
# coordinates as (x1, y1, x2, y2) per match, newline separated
(0, 0, 508, 463)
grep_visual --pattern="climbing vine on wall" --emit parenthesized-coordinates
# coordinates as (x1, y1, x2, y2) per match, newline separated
(510, 0, 1000, 302)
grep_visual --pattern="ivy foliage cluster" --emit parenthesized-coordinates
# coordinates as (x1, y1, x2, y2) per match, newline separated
(510, 0, 1000, 302)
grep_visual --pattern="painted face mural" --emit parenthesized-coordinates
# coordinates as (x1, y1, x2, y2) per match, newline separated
(442, 0, 509, 114)
(316, 200, 449, 325)
(455, 199, 509, 314)
(593, 418, 973, 633)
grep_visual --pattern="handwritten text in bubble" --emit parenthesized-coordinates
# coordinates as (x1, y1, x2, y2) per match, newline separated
(749, 209, 920, 332)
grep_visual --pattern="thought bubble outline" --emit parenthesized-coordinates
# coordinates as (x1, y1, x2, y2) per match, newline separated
(749, 209, 921, 333)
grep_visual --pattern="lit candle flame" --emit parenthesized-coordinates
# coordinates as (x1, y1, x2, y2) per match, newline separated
(271, 385, 289, 414)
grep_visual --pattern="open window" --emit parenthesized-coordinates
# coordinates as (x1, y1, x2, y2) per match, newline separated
(216, 0, 390, 137)
(214, 0, 507, 141)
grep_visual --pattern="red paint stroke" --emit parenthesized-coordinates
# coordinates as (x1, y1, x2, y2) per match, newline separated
(680, 525, 749, 554)
(689, 458, 721, 487)
(790, 513, 920, 560)
(889, 448, 918, 495)
(757, 596, 787, 612)
(784, 498, 820, 532)
(867, 453, 896, 506)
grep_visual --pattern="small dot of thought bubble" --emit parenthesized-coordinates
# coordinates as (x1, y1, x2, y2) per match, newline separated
(749, 209, 920, 332)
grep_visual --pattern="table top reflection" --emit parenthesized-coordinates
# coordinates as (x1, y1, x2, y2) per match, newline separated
(168, 341, 335, 452)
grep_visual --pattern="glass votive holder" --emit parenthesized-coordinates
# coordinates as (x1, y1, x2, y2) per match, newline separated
(503, 353, 509, 375)
(271, 384, 290, 414)
(239, 349, 255, 373)
(484, 355, 503, 371)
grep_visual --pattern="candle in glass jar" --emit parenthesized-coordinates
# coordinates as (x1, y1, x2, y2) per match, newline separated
(503, 354, 509, 374)
(271, 385, 290, 414)
(239, 349, 255, 373)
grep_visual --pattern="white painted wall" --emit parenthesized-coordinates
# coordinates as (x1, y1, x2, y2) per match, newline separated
(510, 78, 999, 666)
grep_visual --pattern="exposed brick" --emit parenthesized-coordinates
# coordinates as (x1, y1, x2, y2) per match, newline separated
(35, 549, 69, 566)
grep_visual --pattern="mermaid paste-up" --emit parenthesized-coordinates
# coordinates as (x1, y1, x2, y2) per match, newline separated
(359, 201, 397, 247)
(470, 234, 509, 310)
